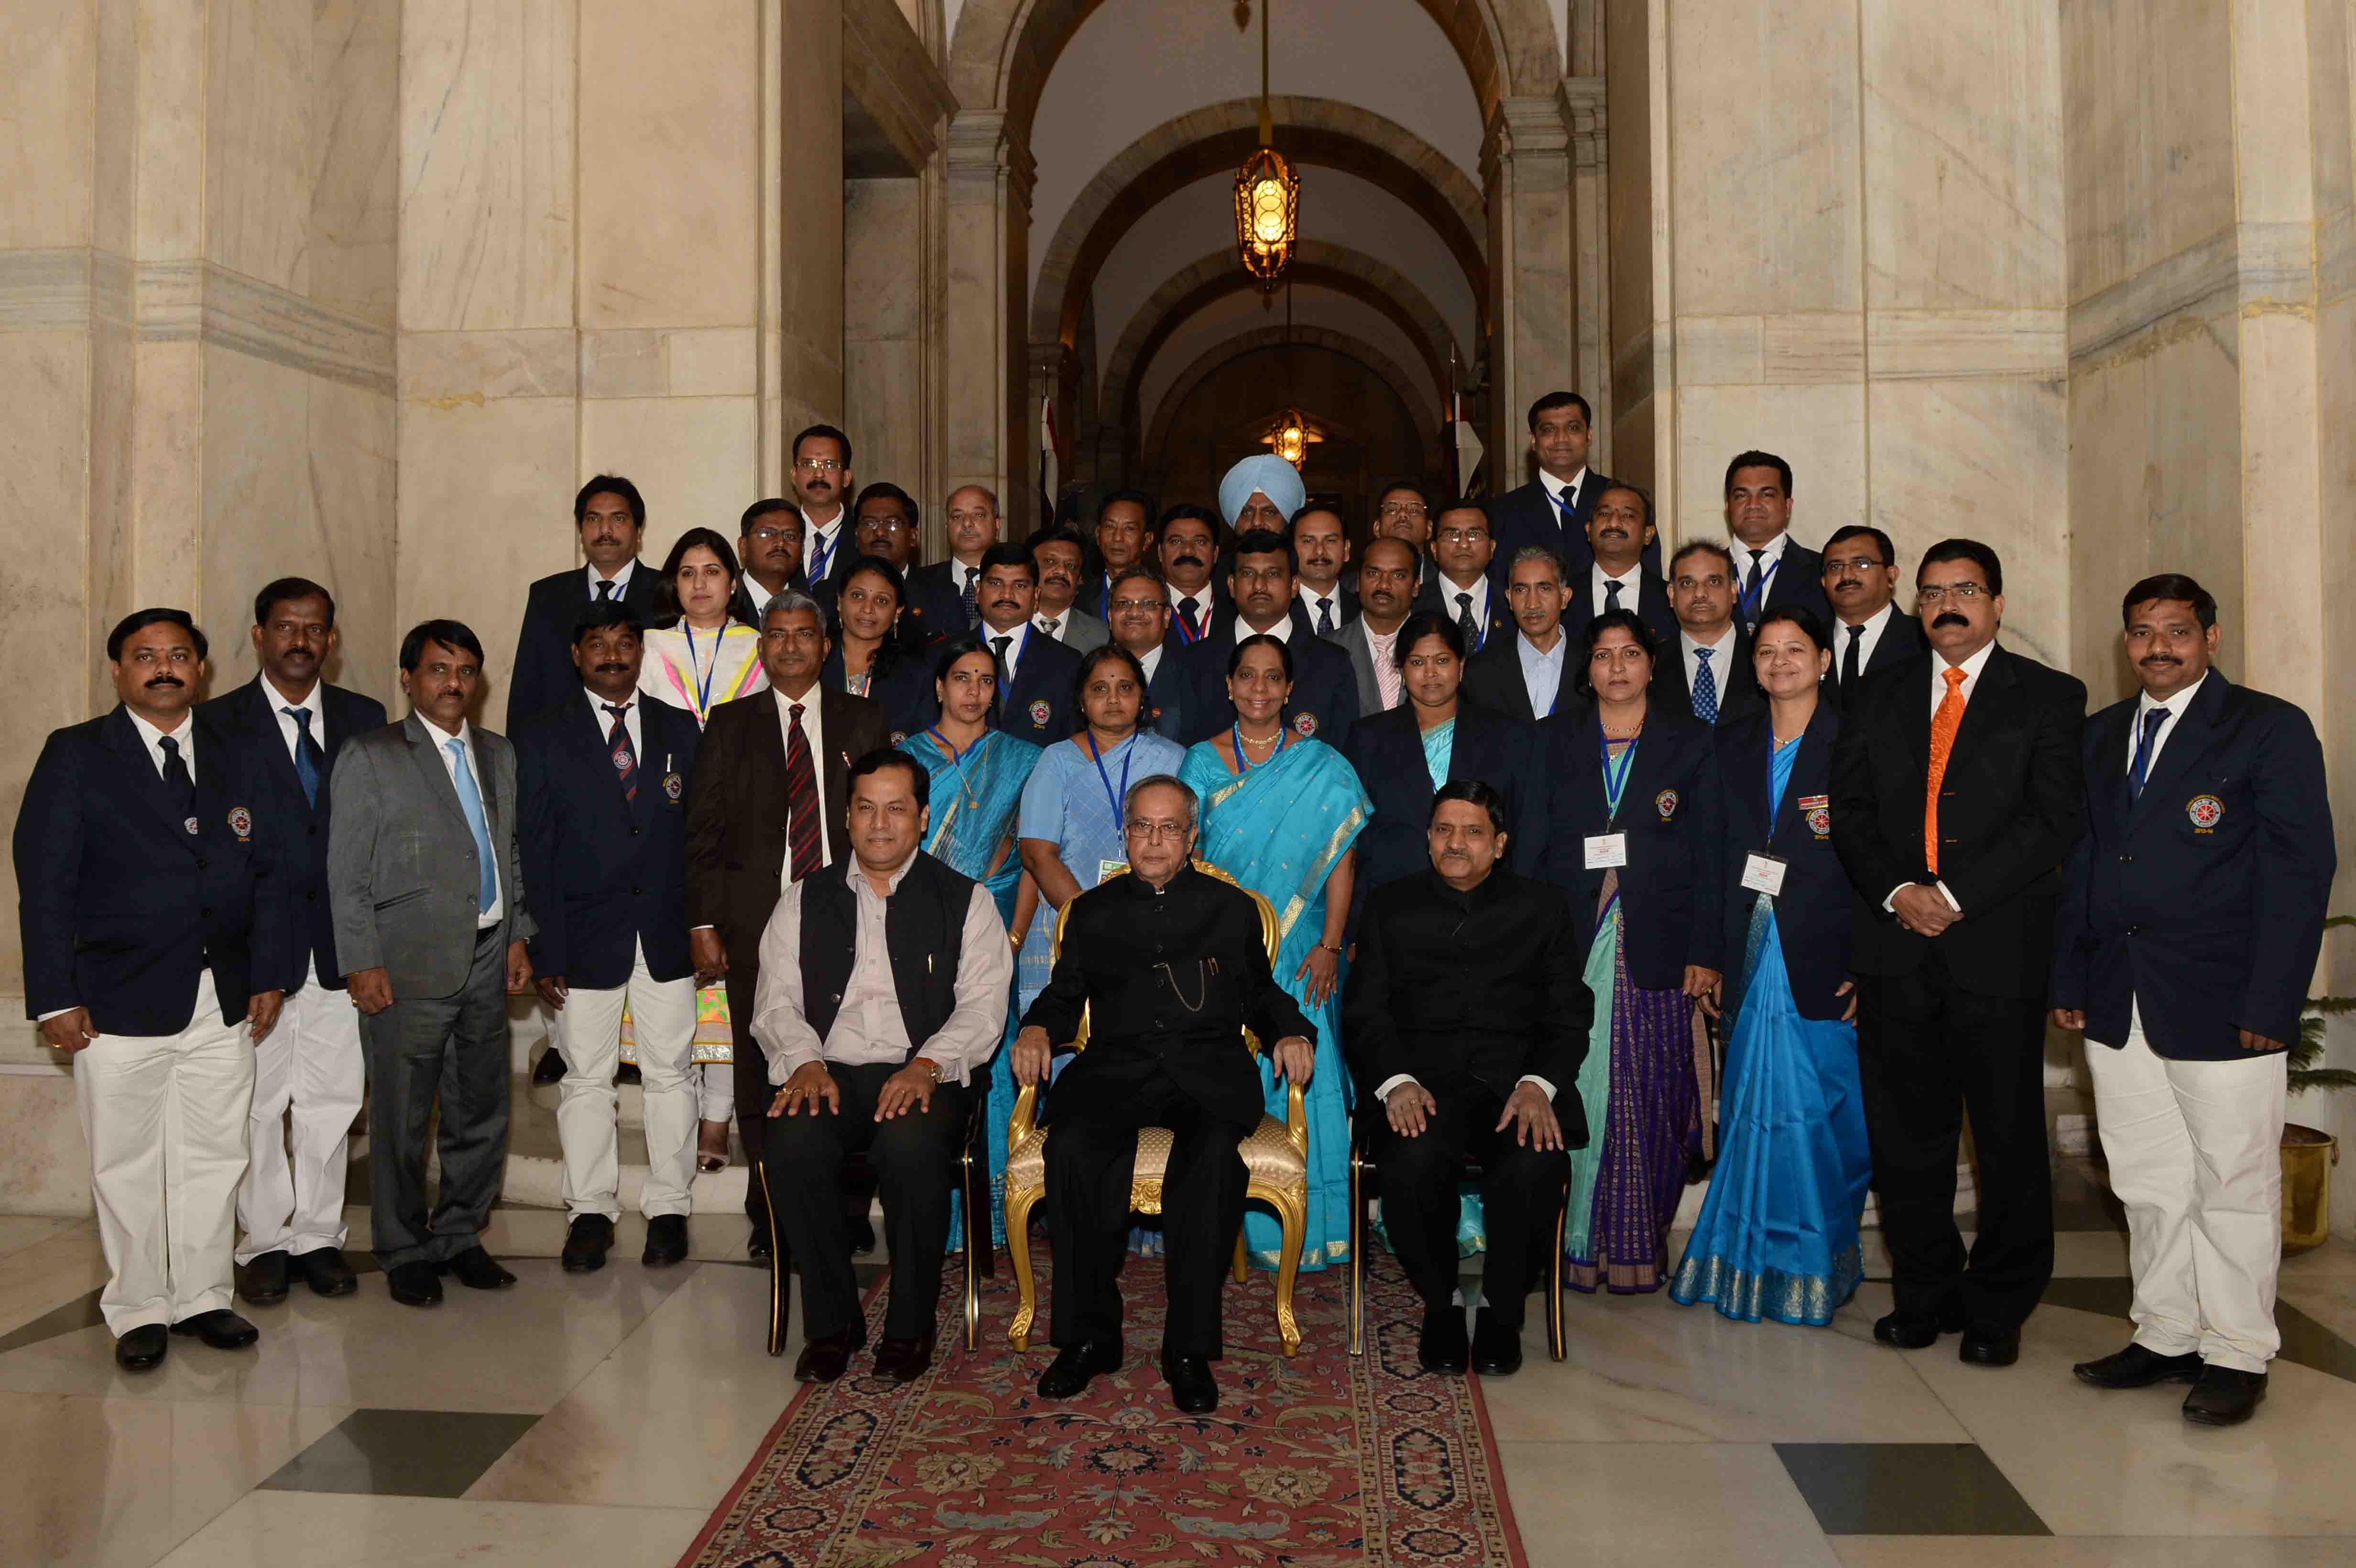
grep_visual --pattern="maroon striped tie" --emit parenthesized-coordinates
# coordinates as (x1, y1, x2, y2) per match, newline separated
(603, 703, 637, 803)
(784, 702, 822, 880)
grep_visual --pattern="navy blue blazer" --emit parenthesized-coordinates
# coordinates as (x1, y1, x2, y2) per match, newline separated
(1484, 470, 1663, 586)
(821, 644, 939, 743)
(1462, 633, 1582, 724)
(196, 676, 388, 989)
(1539, 704, 1726, 987)
(514, 692, 702, 989)
(2051, 673, 2335, 1058)
(988, 623, 1082, 746)
(1142, 631, 1194, 740)
(1736, 539, 1832, 633)
(1344, 702, 1543, 905)
(1412, 574, 1516, 656)
(1826, 608, 1929, 708)
(1651, 626, 1765, 730)
(15, 706, 294, 1034)
(905, 558, 980, 640)
(1563, 571, 1679, 658)
(508, 561, 661, 731)
(1714, 702, 1852, 1021)
(1175, 604, 1359, 751)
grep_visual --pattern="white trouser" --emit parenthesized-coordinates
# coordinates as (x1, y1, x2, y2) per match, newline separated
(74, 972, 257, 1334)
(700, 1058, 734, 1123)
(2087, 1020, 2287, 1373)
(556, 943, 698, 1219)
(235, 959, 365, 1263)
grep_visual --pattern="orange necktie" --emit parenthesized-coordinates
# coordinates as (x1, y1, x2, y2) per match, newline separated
(1924, 665, 1968, 871)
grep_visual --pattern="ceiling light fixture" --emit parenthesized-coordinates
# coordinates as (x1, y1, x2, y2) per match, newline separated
(1233, 0, 1298, 291)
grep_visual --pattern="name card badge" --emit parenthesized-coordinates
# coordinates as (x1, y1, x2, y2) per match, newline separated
(1583, 833, 1628, 870)
(1098, 859, 1127, 884)
(1741, 853, 1788, 896)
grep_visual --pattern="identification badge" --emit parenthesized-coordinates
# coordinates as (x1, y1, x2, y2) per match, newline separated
(1097, 859, 1126, 883)
(1741, 853, 1788, 895)
(1583, 833, 1628, 870)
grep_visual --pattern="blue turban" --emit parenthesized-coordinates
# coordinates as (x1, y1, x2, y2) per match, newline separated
(1216, 455, 1306, 529)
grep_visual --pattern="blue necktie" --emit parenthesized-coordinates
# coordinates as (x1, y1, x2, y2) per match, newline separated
(446, 738, 498, 912)
(1692, 646, 1720, 724)
(2128, 706, 2169, 801)
(285, 707, 323, 808)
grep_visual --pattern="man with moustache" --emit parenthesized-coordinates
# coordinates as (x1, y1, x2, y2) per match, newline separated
(508, 475, 660, 730)
(1373, 479, 1438, 594)
(1217, 453, 1300, 538)
(906, 484, 1001, 633)
(1106, 569, 1191, 739)
(1723, 451, 1832, 635)
(1820, 524, 1927, 697)
(1333, 537, 1419, 717)
(686, 591, 889, 1255)
(1830, 540, 2085, 1367)
(751, 752, 1014, 1384)
(731, 498, 806, 628)
(1565, 482, 1677, 649)
(1176, 528, 1360, 749)
(1483, 391, 1659, 582)
(18, 609, 291, 1369)
(1292, 503, 1356, 634)
(975, 541, 1083, 743)
(515, 602, 704, 1273)
(2051, 575, 2334, 1426)
(1156, 504, 1227, 646)
(1413, 501, 1512, 655)
(1655, 540, 1762, 728)
(1027, 526, 1110, 652)
(1465, 546, 1578, 723)
(198, 579, 386, 1307)
(1082, 490, 1157, 620)
(330, 620, 536, 1307)
(791, 425, 859, 607)
(853, 483, 922, 572)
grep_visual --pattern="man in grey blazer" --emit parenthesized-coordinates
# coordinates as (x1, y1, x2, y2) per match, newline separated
(1029, 526, 1110, 652)
(1329, 537, 1419, 718)
(328, 619, 535, 1308)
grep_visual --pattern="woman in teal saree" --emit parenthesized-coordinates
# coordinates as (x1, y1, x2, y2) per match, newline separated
(1179, 634, 1371, 1272)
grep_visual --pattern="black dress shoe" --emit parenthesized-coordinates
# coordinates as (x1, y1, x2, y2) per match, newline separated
(295, 1248, 358, 1298)
(561, 1215, 615, 1273)
(1418, 1305, 1471, 1375)
(1958, 1321, 2019, 1367)
(746, 1230, 773, 1262)
(442, 1246, 517, 1290)
(170, 1309, 261, 1350)
(1470, 1310, 1523, 1377)
(615, 1062, 642, 1086)
(114, 1323, 168, 1371)
(794, 1328, 859, 1384)
(1873, 1311, 1942, 1349)
(387, 1260, 443, 1306)
(2183, 1365, 2267, 1426)
(873, 1330, 936, 1384)
(641, 1214, 689, 1268)
(236, 1250, 289, 1306)
(1037, 1339, 1123, 1399)
(1162, 1354, 1219, 1414)
(849, 1216, 879, 1258)
(532, 1047, 567, 1086)
(2074, 1342, 2203, 1389)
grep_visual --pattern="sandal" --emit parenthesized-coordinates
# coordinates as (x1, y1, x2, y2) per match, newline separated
(697, 1119, 731, 1173)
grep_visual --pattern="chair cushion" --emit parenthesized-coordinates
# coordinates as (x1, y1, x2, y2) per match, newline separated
(1003, 1114, 1304, 1214)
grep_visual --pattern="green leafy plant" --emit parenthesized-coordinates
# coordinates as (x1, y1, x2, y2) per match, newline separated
(2294, 915, 2356, 1095)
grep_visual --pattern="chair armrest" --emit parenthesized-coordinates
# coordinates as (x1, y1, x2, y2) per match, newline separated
(1284, 1078, 1307, 1159)
(1008, 1082, 1040, 1147)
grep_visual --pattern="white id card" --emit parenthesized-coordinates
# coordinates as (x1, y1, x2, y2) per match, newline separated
(1098, 859, 1127, 883)
(1583, 833, 1628, 870)
(1741, 853, 1788, 895)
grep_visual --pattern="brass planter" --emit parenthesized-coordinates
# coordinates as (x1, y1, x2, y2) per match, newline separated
(2281, 1122, 2338, 1254)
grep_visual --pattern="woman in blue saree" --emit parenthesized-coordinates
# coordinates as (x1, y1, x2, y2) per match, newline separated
(900, 637, 1043, 1249)
(1670, 605, 1871, 1325)
(1179, 634, 1370, 1272)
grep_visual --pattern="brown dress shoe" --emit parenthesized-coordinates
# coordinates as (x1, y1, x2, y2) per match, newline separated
(872, 1331, 937, 1385)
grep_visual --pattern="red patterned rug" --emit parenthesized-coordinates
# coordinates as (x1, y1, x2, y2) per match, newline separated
(678, 1249, 1528, 1568)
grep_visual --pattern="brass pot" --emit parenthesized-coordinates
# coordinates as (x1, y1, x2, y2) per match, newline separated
(2281, 1122, 2338, 1254)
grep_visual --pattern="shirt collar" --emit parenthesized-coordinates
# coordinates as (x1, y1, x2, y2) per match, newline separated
(1731, 532, 1789, 569)
(264, 675, 325, 721)
(1844, 600, 1896, 637)
(1539, 467, 1588, 505)
(585, 686, 632, 723)
(127, 707, 191, 750)
(1597, 560, 1642, 588)
(418, 713, 470, 746)
(847, 849, 919, 897)
(587, 559, 635, 597)
(1941, 640, 1999, 686)
(2137, 671, 2208, 720)
(1136, 644, 1163, 682)
(807, 505, 844, 536)
(1682, 622, 1735, 654)
(1517, 629, 1565, 664)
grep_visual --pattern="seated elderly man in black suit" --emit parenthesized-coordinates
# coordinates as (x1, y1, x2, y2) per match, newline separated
(1346, 780, 1588, 1377)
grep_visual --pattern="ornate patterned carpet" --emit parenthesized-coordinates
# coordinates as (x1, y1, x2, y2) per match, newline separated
(678, 1251, 1528, 1568)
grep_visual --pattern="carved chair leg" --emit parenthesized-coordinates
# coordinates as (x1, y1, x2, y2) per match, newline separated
(1006, 1190, 1041, 1351)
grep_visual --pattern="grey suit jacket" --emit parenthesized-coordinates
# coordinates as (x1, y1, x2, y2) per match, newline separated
(327, 712, 534, 1000)
(1327, 617, 1388, 718)
(1043, 610, 1110, 654)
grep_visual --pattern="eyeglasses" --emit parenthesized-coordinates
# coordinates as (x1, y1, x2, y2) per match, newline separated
(1915, 583, 1988, 605)
(1822, 555, 1888, 574)
(1124, 820, 1190, 841)
(1435, 527, 1488, 544)
(1110, 597, 1167, 614)
(858, 517, 910, 534)
(793, 457, 843, 473)
(747, 525, 799, 545)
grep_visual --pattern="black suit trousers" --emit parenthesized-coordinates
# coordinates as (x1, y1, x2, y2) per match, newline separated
(1856, 944, 2053, 1327)
(763, 1061, 971, 1342)
(1046, 1058, 1255, 1358)
(1374, 1085, 1568, 1325)
(360, 926, 512, 1269)
(727, 964, 775, 1235)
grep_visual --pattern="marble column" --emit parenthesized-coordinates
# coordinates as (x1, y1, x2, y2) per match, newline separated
(1482, 94, 1577, 495)
(1564, 76, 1612, 471)
(941, 110, 1035, 531)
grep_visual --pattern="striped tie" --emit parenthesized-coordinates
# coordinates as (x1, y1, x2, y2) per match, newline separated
(603, 702, 636, 803)
(784, 703, 822, 880)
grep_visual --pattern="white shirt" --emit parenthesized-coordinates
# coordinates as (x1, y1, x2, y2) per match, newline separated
(743, 574, 790, 624)
(750, 852, 1013, 1087)
(1297, 584, 1345, 632)
(419, 715, 503, 926)
(584, 560, 637, 601)
(1514, 631, 1566, 717)
(126, 708, 196, 784)
(1135, 644, 1164, 685)
(805, 511, 846, 581)
(583, 686, 642, 757)
(265, 678, 327, 766)
(982, 619, 1034, 682)
(1680, 623, 1738, 706)
(1539, 465, 1590, 518)
(1436, 574, 1492, 646)
(1590, 561, 1644, 618)
(1834, 600, 1900, 683)
(1237, 611, 1293, 645)
(2127, 673, 2208, 781)
(773, 686, 831, 881)
(1883, 639, 2001, 916)
(1727, 531, 1789, 602)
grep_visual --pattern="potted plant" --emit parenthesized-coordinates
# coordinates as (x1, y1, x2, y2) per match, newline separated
(2285, 915, 2356, 1252)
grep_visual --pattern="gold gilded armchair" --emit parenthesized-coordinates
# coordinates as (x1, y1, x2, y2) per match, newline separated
(1002, 860, 1310, 1356)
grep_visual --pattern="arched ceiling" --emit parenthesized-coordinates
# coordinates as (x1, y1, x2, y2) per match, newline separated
(1142, 327, 1445, 475)
(1138, 285, 1434, 435)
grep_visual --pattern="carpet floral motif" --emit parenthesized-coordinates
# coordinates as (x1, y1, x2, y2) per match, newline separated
(678, 1250, 1526, 1568)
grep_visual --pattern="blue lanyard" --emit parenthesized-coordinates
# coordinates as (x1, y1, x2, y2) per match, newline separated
(1735, 553, 1781, 620)
(1231, 721, 1288, 773)
(1085, 731, 1134, 826)
(926, 725, 983, 811)
(1172, 595, 1207, 642)
(1599, 726, 1640, 825)
(683, 623, 720, 716)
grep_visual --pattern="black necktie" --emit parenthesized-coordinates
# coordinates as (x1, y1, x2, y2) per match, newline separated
(1743, 555, 1764, 629)
(159, 734, 196, 829)
(991, 635, 1013, 709)
(1315, 597, 1335, 637)
(961, 566, 980, 627)
(285, 707, 324, 808)
(1605, 578, 1624, 613)
(1178, 597, 1203, 640)
(596, 579, 615, 601)
(1843, 623, 1864, 686)
(1456, 591, 1478, 648)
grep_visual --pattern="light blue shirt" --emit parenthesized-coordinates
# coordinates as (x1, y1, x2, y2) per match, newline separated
(1513, 631, 1566, 718)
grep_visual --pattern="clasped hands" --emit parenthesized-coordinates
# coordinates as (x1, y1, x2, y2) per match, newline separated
(1891, 882, 1961, 938)
(1009, 1025, 1316, 1091)
(1385, 1078, 1563, 1151)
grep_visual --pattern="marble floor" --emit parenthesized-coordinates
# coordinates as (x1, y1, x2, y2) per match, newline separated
(4, 1194, 2356, 1568)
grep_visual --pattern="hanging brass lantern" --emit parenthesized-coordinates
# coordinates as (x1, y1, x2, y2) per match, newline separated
(1262, 406, 1317, 468)
(1233, 0, 1297, 290)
